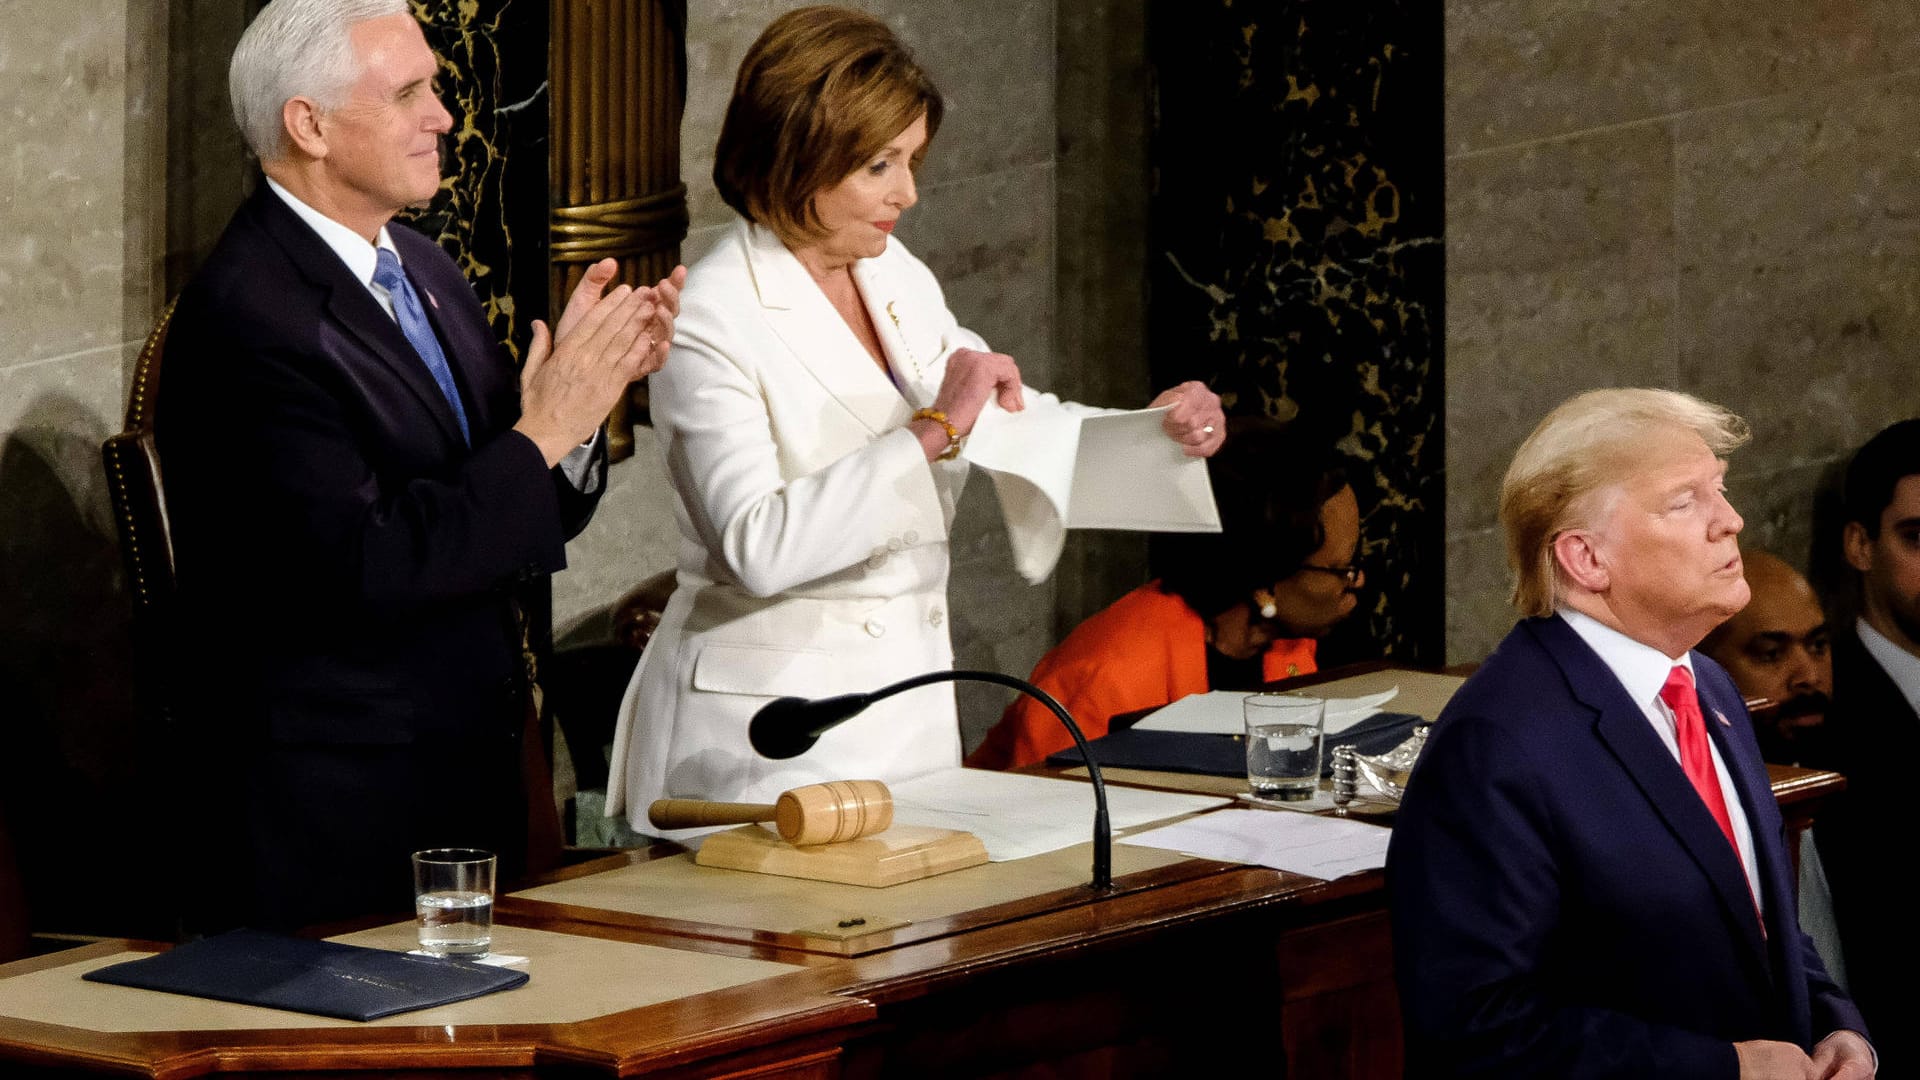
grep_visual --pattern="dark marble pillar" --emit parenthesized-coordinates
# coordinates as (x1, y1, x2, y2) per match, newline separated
(403, 0, 552, 353)
(1148, 1, 1444, 663)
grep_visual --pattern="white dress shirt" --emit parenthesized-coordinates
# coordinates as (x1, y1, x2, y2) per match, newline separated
(1559, 608, 1763, 911)
(262, 177, 599, 488)
(1856, 617, 1920, 717)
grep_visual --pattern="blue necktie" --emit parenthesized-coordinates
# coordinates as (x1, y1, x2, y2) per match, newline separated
(373, 247, 470, 444)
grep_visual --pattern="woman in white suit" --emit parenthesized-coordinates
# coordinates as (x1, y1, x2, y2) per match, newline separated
(606, 6, 1225, 832)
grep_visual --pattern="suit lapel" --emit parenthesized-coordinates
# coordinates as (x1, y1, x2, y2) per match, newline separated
(1538, 617, 1772, 970)
(741, 223, 913, 435)
(397, 228, 503, 438)
(1697, 670, 1776, 888)
(252, 187, 470, 448)
(852, 256, 933, 407)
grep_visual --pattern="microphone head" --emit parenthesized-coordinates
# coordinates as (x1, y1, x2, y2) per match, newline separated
(749, 693, 874, 759)
(749, 697, 823, 759)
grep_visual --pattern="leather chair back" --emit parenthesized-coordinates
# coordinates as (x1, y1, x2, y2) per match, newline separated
(101, 300, 179, 721)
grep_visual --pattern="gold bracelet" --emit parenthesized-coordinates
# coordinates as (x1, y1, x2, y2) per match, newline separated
(911, 407, 963, 461)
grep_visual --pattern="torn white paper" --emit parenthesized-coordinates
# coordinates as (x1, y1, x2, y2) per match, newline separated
(963, 397, 1220, 583)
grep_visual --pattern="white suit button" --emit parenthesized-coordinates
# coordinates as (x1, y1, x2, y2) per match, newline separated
(866, 554, 886, 570)
(887, 537, 904, 553)
(928, 607, 944, 628)
(904, 530, 919, 544)
(865, 618, 886, 638)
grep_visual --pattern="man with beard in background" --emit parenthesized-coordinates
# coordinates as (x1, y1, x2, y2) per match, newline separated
(1700, 550, 1835, 765)
(1700, 549, 1847, 997)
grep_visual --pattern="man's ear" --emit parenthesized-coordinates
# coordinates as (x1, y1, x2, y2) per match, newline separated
(1842, 520, 1874, 575)
(1553, 530, 1610, 594)
(282, 96, 327, 160)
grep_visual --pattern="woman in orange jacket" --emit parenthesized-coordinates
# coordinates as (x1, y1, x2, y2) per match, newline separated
(967, 420, 1364, 769)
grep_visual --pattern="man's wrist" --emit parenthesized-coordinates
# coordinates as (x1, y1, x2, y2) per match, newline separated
(1817, 1029, 1876, 1075)
(511, 420, 572, 468)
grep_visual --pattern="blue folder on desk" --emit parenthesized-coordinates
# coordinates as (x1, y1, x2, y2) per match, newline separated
(1046, 711, 1422, 778)
(82, 929, 528, 1022)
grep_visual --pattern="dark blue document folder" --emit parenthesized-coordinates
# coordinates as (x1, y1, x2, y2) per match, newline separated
(1047, 711, 1421, 778)
(82, 929, 528, 1022)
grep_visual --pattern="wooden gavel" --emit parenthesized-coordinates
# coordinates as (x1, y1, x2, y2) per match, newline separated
(647, 779, 894, 846)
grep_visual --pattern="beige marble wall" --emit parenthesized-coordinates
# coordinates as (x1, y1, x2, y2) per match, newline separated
(0, 0, 168, 929)
(1446, 1, 1920, 662)
(553, 1, 1062, 747)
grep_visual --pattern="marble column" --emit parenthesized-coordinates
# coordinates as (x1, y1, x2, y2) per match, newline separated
(402, 0, 552, 352)
(1148, 0, 1446, 663)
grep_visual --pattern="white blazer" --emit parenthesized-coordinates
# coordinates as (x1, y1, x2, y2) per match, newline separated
(608, 219, 1026, 832)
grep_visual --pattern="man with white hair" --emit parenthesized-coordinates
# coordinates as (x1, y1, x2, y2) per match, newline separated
(156, 0, 682, 929)
(1388, 389, 1873, 1078)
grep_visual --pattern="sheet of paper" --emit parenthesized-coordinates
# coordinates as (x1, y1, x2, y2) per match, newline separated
(962, 394, 1084, 518)
(1120, 807, 1391, 880)
(1297, 668, 1466, 721)
(1066, 409, 1221, 532)
(961, 396, 1087, 583)
(889, 767, 1229, 862)
(1133, 688, 1400, 736)
(963, 398, 1220, 583)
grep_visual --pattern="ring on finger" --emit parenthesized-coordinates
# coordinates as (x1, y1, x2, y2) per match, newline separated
(1202, 424, 1215, 435)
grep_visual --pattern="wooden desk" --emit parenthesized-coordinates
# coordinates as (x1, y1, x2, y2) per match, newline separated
(0, 849, 1387, 1077)
(0, 750, 1847, 1077)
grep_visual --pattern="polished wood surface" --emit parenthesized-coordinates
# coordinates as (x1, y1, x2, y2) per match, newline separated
(507, 843, 1230, 959)
(0, 840, 1356, 1076)
(693, 823, 989, 887)
(0, 672, 1850, 1078)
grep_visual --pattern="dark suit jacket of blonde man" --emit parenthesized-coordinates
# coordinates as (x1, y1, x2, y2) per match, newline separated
(1388, 614, 1864, 1078)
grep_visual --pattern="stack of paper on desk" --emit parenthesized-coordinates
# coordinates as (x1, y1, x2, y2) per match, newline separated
(1121, 809, 1391, 880)
(1135, 688, 1401, 736)
(888, 767, 1229, 862)
(963, 397, 1221, 583)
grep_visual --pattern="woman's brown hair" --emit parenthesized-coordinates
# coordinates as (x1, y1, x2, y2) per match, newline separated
(714, 6, 944, 245)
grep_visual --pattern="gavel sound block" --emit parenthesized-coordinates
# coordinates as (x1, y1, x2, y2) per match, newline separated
(648, 780, 988, 888)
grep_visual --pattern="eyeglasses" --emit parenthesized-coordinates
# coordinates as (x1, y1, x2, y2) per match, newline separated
(1294, 563, 1364, 588)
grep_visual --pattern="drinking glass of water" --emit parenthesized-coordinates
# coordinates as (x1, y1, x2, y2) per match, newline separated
(1243, 693, 1327, 801)
(411, 848, 495, 959)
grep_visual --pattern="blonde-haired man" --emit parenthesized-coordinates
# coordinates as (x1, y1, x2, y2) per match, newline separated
(1388, 389, 1872, 1078)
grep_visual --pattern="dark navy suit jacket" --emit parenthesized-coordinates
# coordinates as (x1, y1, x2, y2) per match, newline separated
(1814, 626, 1914, 1075)
(1388, 615, 1864, 1079)
(157, 183, 602, 930)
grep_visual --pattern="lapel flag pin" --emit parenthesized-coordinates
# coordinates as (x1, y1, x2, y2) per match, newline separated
(426, 290, 439, 310)
(1713, 709, 1730, 728)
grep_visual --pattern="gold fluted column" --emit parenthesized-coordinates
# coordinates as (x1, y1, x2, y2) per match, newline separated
(550, 0, 689, 461)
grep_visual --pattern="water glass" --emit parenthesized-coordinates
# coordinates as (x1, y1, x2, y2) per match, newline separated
(411, 848, 495, 958)
(1244, 693, 1327, 801)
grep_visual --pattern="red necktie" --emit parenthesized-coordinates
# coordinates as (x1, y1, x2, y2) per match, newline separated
(1659, 666, 1739, 857)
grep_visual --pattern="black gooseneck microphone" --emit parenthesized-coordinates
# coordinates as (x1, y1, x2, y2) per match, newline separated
(748, 669, 1113, 890)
